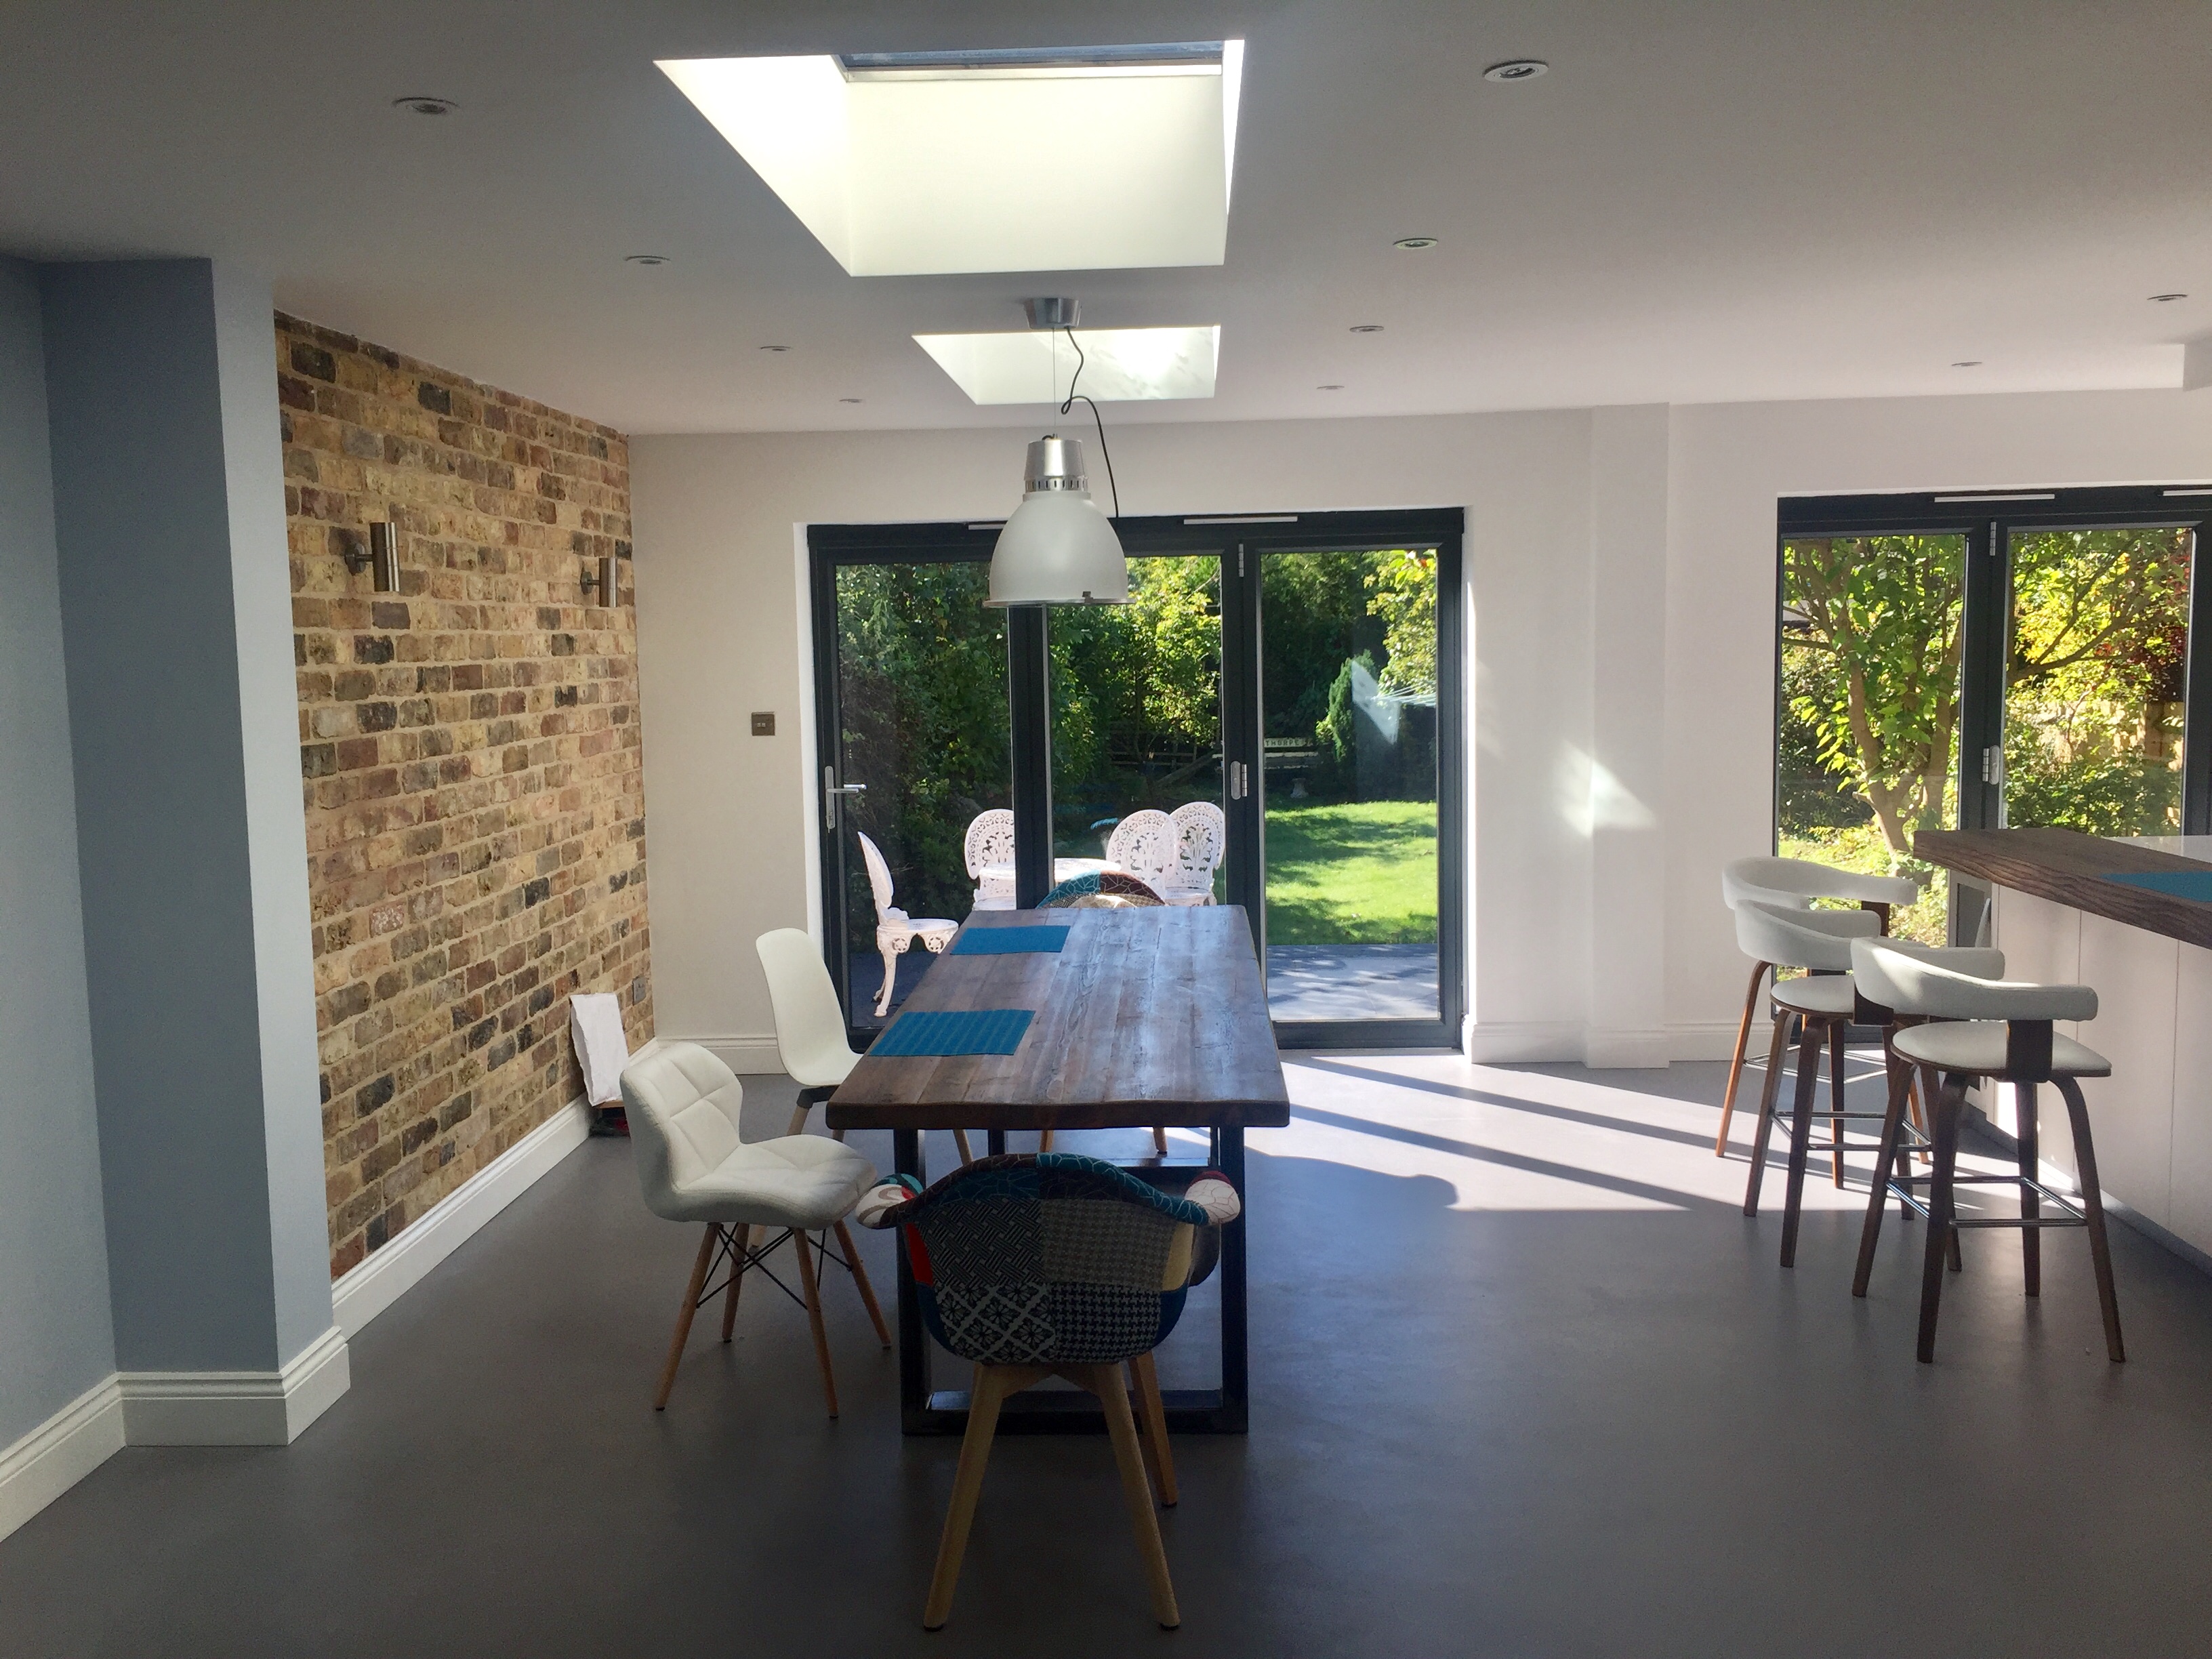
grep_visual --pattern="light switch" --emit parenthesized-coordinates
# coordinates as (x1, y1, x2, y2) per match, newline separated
(750, 712, 776, 737)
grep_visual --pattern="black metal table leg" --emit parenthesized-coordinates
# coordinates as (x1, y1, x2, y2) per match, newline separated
(1217, 1125, 1249, 1431)
(895, 1127, 930, 1430)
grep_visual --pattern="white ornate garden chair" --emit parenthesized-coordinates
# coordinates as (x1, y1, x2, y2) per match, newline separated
(1104, 809, 1178, 896)
(1160, 800, 1225, 906)
(857, 832, 958, 1017)
(964, 808, 1017, 912)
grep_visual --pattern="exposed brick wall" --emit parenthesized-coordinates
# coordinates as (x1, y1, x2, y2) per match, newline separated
(278, 314, 651, 1279)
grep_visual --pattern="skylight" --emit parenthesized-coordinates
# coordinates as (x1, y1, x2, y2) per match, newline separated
(914, 327, 1221, 405)
(657, 41, 1244, 276)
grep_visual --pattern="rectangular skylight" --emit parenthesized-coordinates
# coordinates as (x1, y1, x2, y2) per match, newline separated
(657, 41, 1244, 276)
(914, 327, 1221, 405)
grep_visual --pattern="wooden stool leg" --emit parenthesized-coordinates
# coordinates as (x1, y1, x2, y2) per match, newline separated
(2055, 1077, 2126, 1362)
(1917, 1075, 1966, 1362)
(1076, 1364, 1181, 1629)
(1853, 1045, 1915, 1297)
(720, 1224, 750, 1341)
(1742, 1009, 1792, 1216)
(1038, 1129, 1055, 1153)
(655, 1225, 718, 1410)
(1717, 960, 1769, 1155)
(924, 1366, 1029, 1629)
(834, 1220, 893, 1347)
(792, 1227, 839, 1418)
(1152, 1125, 1169, 1156)
(2016, 1080, 2041, 1298)
(1828, 1017, 1849, 1187)
(1779, 1016, 1825, 1268)
(953, 1129, 976, 1166)
(1127, 1350, 1179, 1507)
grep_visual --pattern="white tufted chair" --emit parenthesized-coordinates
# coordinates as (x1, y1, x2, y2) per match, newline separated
(858, 832, 958, 1017)
(964, 810, 1018, 912)
(621, 1042, 890, 1414)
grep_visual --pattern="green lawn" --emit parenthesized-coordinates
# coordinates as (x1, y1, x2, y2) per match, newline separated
(1263, 799, 1438, 944)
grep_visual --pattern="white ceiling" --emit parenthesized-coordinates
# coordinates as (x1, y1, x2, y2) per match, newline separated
(5, 0, 2209, 435)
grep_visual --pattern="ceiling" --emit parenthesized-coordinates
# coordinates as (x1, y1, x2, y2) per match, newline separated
(5, 0, 2209, 434)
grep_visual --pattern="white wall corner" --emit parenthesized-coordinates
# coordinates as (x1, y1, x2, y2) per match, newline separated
(119, 1323, 348, 1447)
(0, 1376, 125, 1544)
(2184, 338, 2212, 392)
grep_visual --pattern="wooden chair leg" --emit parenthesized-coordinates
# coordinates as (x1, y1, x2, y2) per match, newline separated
(720, 1224, 750, 1342)
(791, 1227, 839, 1417)
(834, 1220, 893, 1347)
(1038, 1128, 1056, 1153)
(1917, 1075, 1966, 1362)
(924, 1365, 1044, 1629)
(1779, 1016, 1825, 1269)
(1921, 1064, 1961, 1272)
(1075, 1364, 1181, 1629)
(953, 1129, 976, 1166)
(1717, 961, 1770, 1155)
(655, 1225, 718, 1410)
(1152, 1126, 1169, 1156)
(1828, 1017, 1849, 1187)
(1853, 1049, 1914, 1296)
(1742, 1009, 1792, 1216)
(1127, 1350, 1179, 1507)
(2055, 1076, 2126, 1362)
(2016, 1080, 2041, 1298)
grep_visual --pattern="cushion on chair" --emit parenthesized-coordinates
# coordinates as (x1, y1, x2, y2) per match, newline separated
(1890, 1021, 2111, 1078)
(1037, 871, 1165, 909)
(1767, 972, 1859, 1017)
(855, 1153, 1232, 1366)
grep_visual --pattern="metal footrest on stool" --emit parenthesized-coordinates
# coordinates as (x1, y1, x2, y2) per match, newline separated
(1883, 1170, 2088, 1231)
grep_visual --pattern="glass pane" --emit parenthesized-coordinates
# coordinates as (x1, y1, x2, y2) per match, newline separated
(1048, 554, 1225, 901)
(1777, 535, 1965, 944)
(834, 561, 1008, 1025)
(1260, 549, 1439, 1021)
(2004, 526, 2192, 838)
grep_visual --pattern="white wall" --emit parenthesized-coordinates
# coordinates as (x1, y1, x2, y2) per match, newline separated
(630, 412, 1610, 1068)
(632, 386, 2212, 1072)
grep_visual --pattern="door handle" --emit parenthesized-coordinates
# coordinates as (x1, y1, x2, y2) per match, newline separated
(823, 766, 867, 831)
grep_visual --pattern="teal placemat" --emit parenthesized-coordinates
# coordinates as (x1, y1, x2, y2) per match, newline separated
(2104, 869, 2212, 903)
(872, 1008, 1034, 1057)
(950, 925, 1072, 956)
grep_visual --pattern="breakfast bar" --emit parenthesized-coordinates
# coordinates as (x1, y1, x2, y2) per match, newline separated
(1915, 826, 2212, 1264)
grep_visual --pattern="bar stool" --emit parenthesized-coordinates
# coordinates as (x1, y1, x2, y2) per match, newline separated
(1848, 939, 2126, 1364)
(1716, 857, 1919, 1155)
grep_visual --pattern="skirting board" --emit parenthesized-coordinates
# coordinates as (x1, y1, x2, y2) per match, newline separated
(1464, 1021, 1584, 1064)
(0, 1376, 124, 1544)
(118, 1324, 350, 1447)
(684, 1033, 784, 1074)
(331, 1036, 663, 1340)
(1666, 1020, 1748, 1063)
(1584, 1027, 1672, 1069)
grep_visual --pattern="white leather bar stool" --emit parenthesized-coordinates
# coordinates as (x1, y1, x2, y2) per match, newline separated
(1716, 856, 1918, 1155)
(1848, 940, 2125, 1364)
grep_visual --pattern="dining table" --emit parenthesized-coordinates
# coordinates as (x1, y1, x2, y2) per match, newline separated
(827, 903, 1290, 1435)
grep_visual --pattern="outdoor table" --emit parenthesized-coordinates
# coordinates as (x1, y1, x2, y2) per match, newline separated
(827, 905, 1289, 1434)
(975, 856, 1117, 890)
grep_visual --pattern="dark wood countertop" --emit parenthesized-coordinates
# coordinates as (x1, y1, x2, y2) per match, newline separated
(1914, 826, 2212, 951)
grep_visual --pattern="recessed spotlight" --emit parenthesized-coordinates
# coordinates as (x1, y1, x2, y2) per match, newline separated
(1484, 60, 1549, 83)
(1952, 360, 1983, 368)
(1349, 324, 1384, 333)
(838, 396, 863, 404)
(760, 344, 791, 353)
(2151, 293, 2189, 303)
(1393, 237, 1438, 251)
(1317, 384, 1344, 391)
(393, 95, 456, 116)
(623, 253, 670, 266)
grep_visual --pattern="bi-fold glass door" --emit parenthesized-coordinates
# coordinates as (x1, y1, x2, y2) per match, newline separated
(808, 510, 1465, 1048)
(1774, 487, 2212, 945)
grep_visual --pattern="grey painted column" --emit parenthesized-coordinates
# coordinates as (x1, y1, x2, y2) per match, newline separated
(41, 259, 342, 1443)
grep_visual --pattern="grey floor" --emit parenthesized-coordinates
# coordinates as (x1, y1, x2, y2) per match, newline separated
(8, 1051, 2212, 1656)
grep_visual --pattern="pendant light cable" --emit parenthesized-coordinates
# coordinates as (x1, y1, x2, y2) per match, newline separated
(1059, 327, 1120, 519)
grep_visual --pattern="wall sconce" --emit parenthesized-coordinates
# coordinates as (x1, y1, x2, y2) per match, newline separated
(342, 523, 403, 592)
(581, 552, 623, 605)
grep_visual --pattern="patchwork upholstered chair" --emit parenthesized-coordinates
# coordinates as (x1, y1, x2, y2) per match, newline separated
(858, 1152, 1242, 1630)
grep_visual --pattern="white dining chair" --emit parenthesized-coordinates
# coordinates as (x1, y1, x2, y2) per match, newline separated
(964, 809, 1017, 912)
(757, 927, 972, 1164)
(1160, 801, 1225, 906)
(1715, 854, 1919, 1156)
(857, 831, 958, 1017)
(1105, 810, 1178, 895)
(621, 1042, 891, 1414)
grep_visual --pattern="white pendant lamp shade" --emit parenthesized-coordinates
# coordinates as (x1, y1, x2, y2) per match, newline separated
(987, 435, 1128, 607)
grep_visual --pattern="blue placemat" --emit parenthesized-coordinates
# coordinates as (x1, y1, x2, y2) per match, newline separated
(872, 1008, 1035, 1057)
(949, 924, 1073, 956)
(2104, 869, 2212, 903)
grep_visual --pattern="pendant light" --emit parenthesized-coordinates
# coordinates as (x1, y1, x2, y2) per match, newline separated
(985, 298, 1129, 607)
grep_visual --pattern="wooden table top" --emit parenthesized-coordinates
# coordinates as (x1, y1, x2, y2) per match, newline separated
(1914, 825, 2212, 951)
(825, 905, 1292, 1132)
